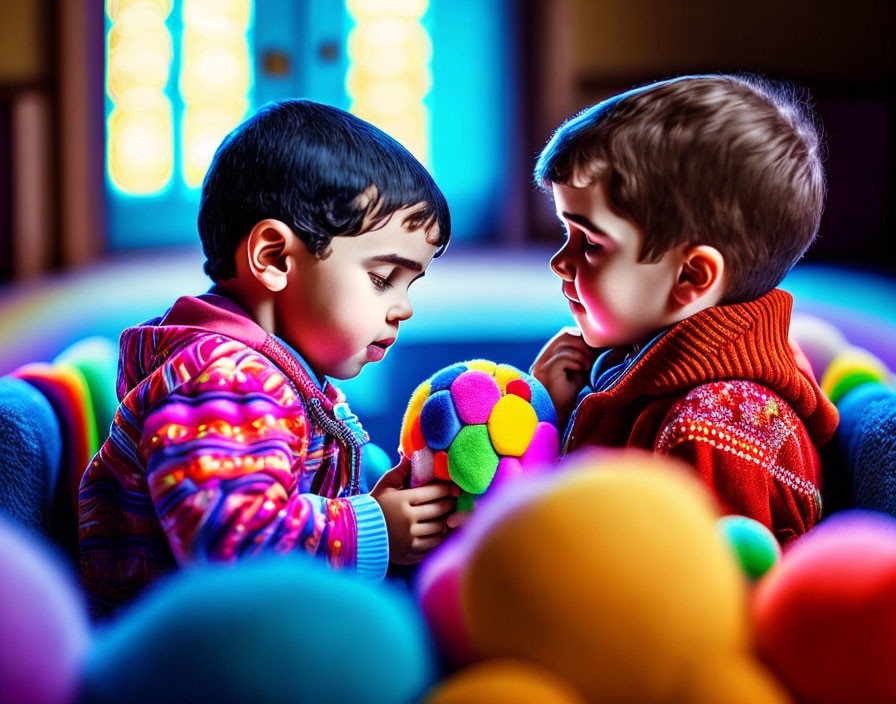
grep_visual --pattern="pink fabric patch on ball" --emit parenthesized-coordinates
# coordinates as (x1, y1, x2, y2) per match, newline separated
(411, 447, 435, 488)
(490, 456, 524, 492)
(451, 370, 501, 425)
(505, 378, 532, 402)
(520, 422, 560, 469)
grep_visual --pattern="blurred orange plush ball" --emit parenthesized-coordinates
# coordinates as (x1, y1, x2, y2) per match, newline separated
(459, 450, 791, 704)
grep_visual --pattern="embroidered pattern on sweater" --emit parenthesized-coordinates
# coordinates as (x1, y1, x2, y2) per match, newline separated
(655, 380, 817, 500)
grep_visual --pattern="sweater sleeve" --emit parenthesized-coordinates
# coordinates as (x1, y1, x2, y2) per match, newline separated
(138, 347, 388, 578)
(653, 381, 822, 544)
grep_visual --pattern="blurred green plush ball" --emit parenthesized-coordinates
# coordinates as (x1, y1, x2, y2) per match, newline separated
(718, 515, 781, 580)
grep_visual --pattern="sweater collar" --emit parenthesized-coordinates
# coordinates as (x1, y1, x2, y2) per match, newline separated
(572, 289, 838, 444)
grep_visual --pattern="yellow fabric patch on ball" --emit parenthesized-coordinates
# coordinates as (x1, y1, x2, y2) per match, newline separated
(466, 359, 497, 375)
(494, 364, 522, 394)
(487, 394, 537, 457)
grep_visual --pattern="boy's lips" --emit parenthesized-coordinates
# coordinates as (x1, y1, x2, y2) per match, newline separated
(563, 288, 583, 309)
(366, 337, 395, 362)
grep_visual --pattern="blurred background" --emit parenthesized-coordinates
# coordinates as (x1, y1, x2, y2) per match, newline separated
(1, 0, 894, 456)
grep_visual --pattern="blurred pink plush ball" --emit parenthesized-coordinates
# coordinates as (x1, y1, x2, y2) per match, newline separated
(0, 517, 90, 704)
(416, 534, 477, 667)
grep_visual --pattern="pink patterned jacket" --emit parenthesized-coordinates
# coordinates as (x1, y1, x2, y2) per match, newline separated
(79, 293, 388, 616)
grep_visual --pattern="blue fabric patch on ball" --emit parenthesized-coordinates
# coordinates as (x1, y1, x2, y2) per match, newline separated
(429, 363, 469, 393)
(523, 373, 558, 426)
(420, 390, 462, 451)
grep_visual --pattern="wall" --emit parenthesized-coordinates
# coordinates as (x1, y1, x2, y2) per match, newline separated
(523, 0, 895, 272)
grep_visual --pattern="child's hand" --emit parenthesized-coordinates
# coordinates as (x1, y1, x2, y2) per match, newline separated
(371, 458, 456, 565)
(531, 326, 595, 428)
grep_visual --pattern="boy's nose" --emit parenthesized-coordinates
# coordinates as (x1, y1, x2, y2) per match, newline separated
(550, 245, 575, 280)
(388, 295, 413, 322)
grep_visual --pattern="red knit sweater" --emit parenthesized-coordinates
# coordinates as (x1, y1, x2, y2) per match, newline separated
(564, 289, 839, 544)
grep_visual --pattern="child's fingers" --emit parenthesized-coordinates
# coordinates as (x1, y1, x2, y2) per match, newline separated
(372, 457, 411, 491)
(551, 350, 588, 371)
(446, 511, 471, 529)
(406, 480, 454, 505)
(538, 346, 593, 375)
(552, 342, 594, 363)
(410, 518, 448, 537)
(413, 497, 455, 521)
(410, 534, 445, 553)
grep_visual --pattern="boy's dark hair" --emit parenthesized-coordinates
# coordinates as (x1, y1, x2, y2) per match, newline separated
(534, 75, 826, 303)
(199, 100, 451, 281)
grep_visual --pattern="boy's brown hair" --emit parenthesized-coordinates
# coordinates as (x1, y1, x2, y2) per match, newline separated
(534, 75, 826, 303)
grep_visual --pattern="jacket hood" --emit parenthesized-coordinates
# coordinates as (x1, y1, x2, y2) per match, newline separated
(577, 289, 839, 446)
(116, 293, 268, 399)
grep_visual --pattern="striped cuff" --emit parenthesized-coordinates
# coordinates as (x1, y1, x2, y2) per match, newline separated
(347, 493, 389, 580)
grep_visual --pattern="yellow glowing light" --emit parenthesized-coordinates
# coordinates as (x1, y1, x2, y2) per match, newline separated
(180, 29, 250, 99)
(106, 0, 174, 194)
(106, 0, 174, 21)
(180, 0, 252, 188)
(346, 1, 432, 166)
(183, 0, 251, 29)
(182, 102, 248, 187)
(347, 0, 428, 21)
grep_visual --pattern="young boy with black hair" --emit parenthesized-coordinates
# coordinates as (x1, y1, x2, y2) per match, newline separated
(80, 100, 455, 615)
(532, 75, 839, 544)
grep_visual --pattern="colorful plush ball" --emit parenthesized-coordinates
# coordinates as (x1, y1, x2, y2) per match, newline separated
(789, 313, 849, 381)
(461, 449, 790, 704)
(54, 336, 120, 447)
(400, 360, 558, 508)
(0, 376, 63, 532)
(836, 382, 896, 516)
(753, 510, 896, 704)
(819, 345, 890, 405)
(83, 556, 435, 704)
(0, 516, 90, 704)
(424, 659, 587, 704)
(718, 515, 781, 580)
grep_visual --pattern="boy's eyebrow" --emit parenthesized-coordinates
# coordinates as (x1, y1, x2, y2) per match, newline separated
(370, 254, 424, 271)
(561, 211, 603, 234)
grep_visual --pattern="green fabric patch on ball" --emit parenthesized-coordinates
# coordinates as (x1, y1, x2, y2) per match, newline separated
(447, 425, 499, 494)
(456, 491, 476, 513)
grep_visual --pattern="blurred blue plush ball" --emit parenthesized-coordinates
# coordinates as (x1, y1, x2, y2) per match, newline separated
(82, 556, 435, 704)
(361, 442, 393, 490)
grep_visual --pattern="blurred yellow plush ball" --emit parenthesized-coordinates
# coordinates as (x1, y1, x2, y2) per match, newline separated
(463, 450, 769, 703)
(424, 659, 585, 704)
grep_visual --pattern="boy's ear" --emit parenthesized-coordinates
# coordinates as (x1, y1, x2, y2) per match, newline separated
(669, 244, 726, 309)
(246, 219, 297, 293)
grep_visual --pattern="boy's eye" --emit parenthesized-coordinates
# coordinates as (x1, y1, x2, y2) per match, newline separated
(369, 272, 393, 292)
(563, 226, 604, 253)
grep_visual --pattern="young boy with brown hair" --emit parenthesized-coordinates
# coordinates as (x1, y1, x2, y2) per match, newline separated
(531, 75, 838, 544)
(79, 100, 456, 616)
